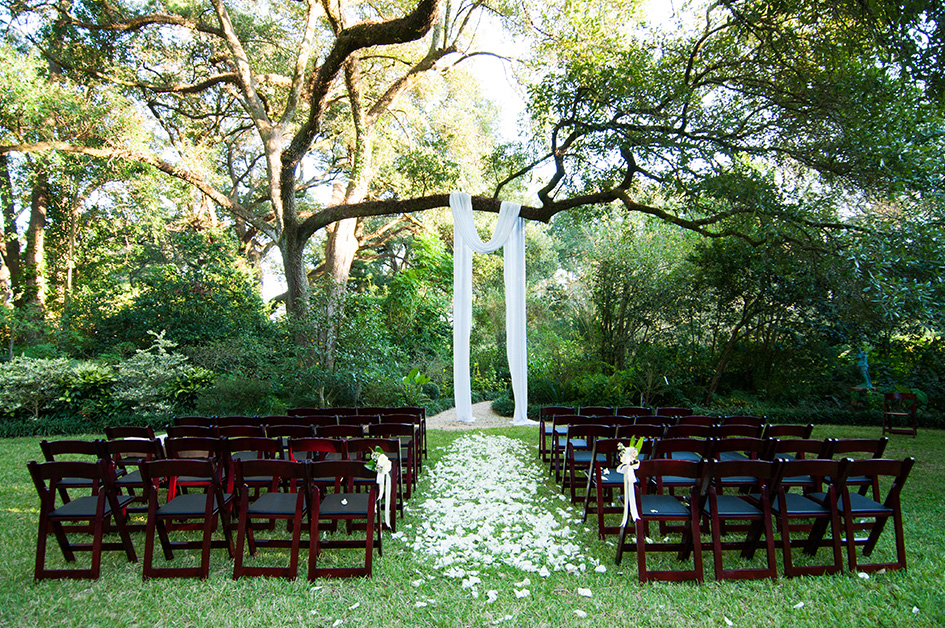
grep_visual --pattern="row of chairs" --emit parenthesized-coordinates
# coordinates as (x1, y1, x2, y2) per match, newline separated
(107, 420, 424, 497)
(174, 407, 429, 459)
(30, 435, 404, 581)
(548, 415, 814, 490)
(580, 436, 889, 529)
(576, 438, 912, 582)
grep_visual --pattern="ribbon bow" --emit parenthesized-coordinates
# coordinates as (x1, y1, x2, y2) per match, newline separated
(617, 444, 641, 529)
(373, 452, 393, 528)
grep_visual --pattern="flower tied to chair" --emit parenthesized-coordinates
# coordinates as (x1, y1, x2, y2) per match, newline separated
(617, 440, 643, 529)
(369, 449, 393, 528)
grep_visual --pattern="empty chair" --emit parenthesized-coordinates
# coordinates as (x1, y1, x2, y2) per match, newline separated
(664, 424, 713, 440)
(582, 438, 654, 540)
(215, 416, 259, 427)
(308, 460, 382, 578)
(635, 414, 676, 427)
(104, 425, 156, 441)
(222, 437, 281, 492)
(652, 437, 713, 463)
(677, 415, 718, 427)
(614, 423, 665, 442)
(560, 423, 614, 502)
(769, 458, 844, 577)
(714, 424, 763, 439)
(820, 457, 915, 573)
(550, 414, 604, 482)
(140, 458, 235, 580)
(103, 437, 165, 518)
(27, 459, 138, 580)
(615, 406, 651, 417)
(366, 423, 418, 498)
(288, 437, 346, 464)
(39, 439, 105, 503)
(539, 406, 574, 463)
(578, 406, 615, 417)
(218, 424, 267, 439)
(232, 459, 314, 580)
(389, 406, 427, 458)
(266, 424, 316, 459)
(172, 416, 214, 426)
(615, 458, 705, 583)
(316, 424, 365, 439)
(337, 413, 379, 427)
(762, 423, 814, 440)
(721, 415, 765, 428)
(162, 436, 225, 499)
(346, 437, 403, 529)
(165, 424, 218, 438)
(882, 392, 917, 437)
(827, 438, 889, 498)
(701, 459, 778, 581)
(655, 407, 693, 417)
(710, 437, 767, 463)
(379, 413, 426, 472)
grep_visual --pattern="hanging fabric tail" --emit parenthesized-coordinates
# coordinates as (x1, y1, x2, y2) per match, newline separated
(451, 192, 528, 424)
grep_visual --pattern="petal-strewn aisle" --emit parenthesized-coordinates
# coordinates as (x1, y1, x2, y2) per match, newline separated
(406, 433, 592, 575)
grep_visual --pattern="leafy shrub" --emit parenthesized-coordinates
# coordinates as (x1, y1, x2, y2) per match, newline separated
(0, 357, 72, 418)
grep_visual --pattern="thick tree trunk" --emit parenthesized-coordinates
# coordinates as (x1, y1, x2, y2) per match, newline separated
(0, 154, 19, 305)
(19, 164, 49, 316)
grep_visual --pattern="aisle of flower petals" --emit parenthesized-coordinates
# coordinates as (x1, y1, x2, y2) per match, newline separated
(405, 433, 593, 576)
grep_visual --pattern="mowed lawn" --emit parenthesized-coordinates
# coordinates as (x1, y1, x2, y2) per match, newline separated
(0, 424, 942, 628)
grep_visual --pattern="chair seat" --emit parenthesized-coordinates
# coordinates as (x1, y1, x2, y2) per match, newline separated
(670, 452, 702, 461)
(115, 470, 143, 486)
(639, 494, 690, 517)
(770, 493, 831, 517)
(810, 491, 892, 515)
(719, 452, 748, 461)
(248, 492, 303, 517)
(52, 494, 135, 518)
(158, 493, 232, 517)
(571, 451, 606, 464)
(708, 494, 762, 517)
(319, 493, 371, 516)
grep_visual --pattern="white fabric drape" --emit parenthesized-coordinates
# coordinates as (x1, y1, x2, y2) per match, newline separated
(451, 192, 529, 425)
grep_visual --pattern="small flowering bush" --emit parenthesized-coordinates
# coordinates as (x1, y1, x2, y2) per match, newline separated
(0, 357, 72, 419)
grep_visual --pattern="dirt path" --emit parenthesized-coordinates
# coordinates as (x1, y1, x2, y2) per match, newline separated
(426, 400, 524, 430)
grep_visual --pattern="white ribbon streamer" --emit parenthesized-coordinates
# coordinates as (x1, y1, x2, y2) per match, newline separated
(617, 449, 641, 528)
(374, 454, 393, 528)
(451, 191, 529, 425)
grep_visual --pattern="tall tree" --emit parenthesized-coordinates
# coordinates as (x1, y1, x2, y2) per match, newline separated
(2, 0, 941, 352)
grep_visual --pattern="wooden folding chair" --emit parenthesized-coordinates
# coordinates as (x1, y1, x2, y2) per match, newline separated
(616, 458, 706, 583)
(309, 460, 382, 578)
(140, 458, 235, 580)
(701, 459, 778, 581)
(232, 459, 314, 580)
(770, 459, 844, 577)
(28, 459, 138, 580)
(823, 457, 915, 573)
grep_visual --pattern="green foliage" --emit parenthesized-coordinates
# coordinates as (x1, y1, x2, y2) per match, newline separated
(401, 367, 431, 405)
(0, 357, 73, 419)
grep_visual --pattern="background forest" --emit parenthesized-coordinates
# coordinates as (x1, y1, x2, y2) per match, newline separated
(1, 0, 944, 435)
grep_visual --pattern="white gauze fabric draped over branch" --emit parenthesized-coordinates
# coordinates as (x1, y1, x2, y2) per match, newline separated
(451, 192, 530, 425)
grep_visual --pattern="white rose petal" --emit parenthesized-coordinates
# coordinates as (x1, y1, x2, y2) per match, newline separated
(793, 602, 804, 609)
(858, 572, 870, 580)
(332, 621, 343, 628)
(341, 499, 348, 506)
(913, 607, 920, 614)
(594, 565, 607, 573)
(515, 589, 530, 598)
(574, 610, 588, 618)
(487, 590, 499, 604)
(414, 602, 427, 608)
(577, 588, 593, 598)
(724, 618, 733, 627)
(348, 602, 360, 611)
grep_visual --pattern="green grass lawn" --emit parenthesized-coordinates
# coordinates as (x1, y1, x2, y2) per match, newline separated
(1, 425, 942, 627)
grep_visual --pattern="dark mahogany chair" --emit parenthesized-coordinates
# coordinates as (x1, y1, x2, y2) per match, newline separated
(539, 406, 573, 463)
(769, 458, 844, 577)
(232, 459, 314, 580)
(27, 459, 138, 580)
(582, 438, 654, 540)
(308, 460, 382, 578)
(140, 458, 235, 580)
(39, 439, 105, 503)
(615, 458, 706, 583)
(560, 423, 614, 502)
(701, 459, 778, 581)
(761, 423, 815, 440)
(819, 457, 915, 573)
